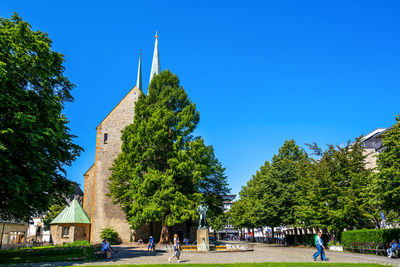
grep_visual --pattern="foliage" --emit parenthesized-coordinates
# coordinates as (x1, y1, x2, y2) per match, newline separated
(100, 227, 121, 245)
(230, 140, 308, 235)
(0, 13, 82, 221)
(328, 239, 341, 247)
(285, 234, 316, 246)
(374, 115, 400, 214)
(15, 240, 91, 250)
(109, 70, 229, 241)
(232, 136, 381, 238)
(341, 228, 400, 248)
(295, 139, 376, 233)
(43, 198, 67, 230)
(43, 183, 82, 230)
(209, 212, 228, 231)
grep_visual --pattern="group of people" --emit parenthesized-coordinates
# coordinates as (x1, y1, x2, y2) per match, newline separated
(148, 233, 182, 263)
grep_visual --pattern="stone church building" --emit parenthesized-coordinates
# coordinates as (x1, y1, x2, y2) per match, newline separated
(83, 34, 196, 243)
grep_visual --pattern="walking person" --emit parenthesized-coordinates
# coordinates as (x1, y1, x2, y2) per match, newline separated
(313, 231, 328, 261)
(168, 234, 181, 263)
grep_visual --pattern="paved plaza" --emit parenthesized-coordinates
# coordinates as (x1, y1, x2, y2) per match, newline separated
(7, 242, 400, 267)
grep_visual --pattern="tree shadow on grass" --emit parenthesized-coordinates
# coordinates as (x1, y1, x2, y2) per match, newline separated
(27, 247, 168, 267)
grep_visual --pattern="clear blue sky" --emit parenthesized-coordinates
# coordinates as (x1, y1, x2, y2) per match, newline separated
(2, 1, 400, 195)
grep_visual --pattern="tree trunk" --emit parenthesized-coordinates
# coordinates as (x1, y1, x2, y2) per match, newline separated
(150, 222, 154, 237)
(158, 224, 170, 244)
(261, 228, 265, 243)
(294, 227, 298, 245)
(185, 220, 191, 242)
(271, 227, 275, 243)
(0, 221, 5, 249)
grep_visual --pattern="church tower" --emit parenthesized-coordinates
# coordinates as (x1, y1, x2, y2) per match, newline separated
(83, 34, 161, 243)
(149, 31, 160, 83)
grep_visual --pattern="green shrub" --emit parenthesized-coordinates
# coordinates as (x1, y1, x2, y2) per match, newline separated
(285, 234, 316, 246)
(328, 240, 341, 247)
(100, 227, 121, 245)
(341, 228, 400, 248)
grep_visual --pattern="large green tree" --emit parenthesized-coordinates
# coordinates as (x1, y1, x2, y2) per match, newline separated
(230, 140, 308, 241)
(374, 115, 400, 216)
(295, 139, 376, 234)
(109, 70, 229, 243)
(0, 13, 82, 221)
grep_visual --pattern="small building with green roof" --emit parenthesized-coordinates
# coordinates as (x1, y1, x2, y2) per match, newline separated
(50, 199, 91, 245)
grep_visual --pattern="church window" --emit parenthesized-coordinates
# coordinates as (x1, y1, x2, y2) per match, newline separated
(104, 133, 108, 144)
(62, 226, 70, 237)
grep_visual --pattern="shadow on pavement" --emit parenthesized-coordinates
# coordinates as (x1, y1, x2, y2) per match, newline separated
(107, 246, 166, 261)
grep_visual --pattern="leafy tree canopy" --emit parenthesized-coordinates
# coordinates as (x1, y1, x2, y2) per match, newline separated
(295, 139, 375, 232)
(375, 115, 400, 213)
(0, 13, 82, 221)
(109, 70, 229, 242)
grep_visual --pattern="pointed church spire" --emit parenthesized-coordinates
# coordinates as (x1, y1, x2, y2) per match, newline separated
(149, 31, 161, 84)
(136, 49, 142, 91)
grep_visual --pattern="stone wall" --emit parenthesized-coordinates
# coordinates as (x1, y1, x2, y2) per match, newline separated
(74, 224, 90, 241)
(50, 224, 74, 245)
(84, 87, 141, 243)
(50, 224, 90, 245)
(83, 164, 95, 221)
(363, 148, 378, 170)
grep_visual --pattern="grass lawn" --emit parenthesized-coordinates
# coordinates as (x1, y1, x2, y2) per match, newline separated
(85, 264, 388, 267)
(0, 244, 95, 264)
(0, 252, 87, 264)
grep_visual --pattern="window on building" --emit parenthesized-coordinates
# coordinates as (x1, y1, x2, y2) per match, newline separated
(62, 226, 70, 237)
(104, 133, 108, 144)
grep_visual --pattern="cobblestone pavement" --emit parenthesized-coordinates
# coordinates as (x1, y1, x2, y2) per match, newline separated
(5, 243, 400, 267)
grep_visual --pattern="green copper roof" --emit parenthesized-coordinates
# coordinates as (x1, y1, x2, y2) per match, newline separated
(50, 199, 91, 224)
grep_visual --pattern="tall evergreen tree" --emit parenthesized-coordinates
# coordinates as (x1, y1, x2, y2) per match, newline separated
(109, 70, 229, 243)
(0, 13, 82, 221)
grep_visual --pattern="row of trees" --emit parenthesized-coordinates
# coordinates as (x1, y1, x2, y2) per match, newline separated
(230, 116, 400, 239)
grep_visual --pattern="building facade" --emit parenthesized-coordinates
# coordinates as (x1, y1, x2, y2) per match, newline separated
(50, 199, 91, 245)
(0, 220, 28, 249)
(83, 35, 162, 243)
(361, 127, 390, 170)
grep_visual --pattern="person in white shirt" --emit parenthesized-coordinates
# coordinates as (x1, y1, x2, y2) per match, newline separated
(313, 231, 328, 261)
(168, 233, 181, 263)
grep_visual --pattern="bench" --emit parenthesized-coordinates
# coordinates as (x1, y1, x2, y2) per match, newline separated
(344, 242, 386, 256)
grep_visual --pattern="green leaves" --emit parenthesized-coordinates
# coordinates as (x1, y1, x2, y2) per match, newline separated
(0, 13, 82, 221)
(109, 70, 228, 233)
(375, 115, 400, 214)
(231, 138, 378, 235)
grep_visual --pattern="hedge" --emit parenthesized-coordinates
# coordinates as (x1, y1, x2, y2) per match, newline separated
(285, 234, 328, 246)
(341, 228, 400, 248)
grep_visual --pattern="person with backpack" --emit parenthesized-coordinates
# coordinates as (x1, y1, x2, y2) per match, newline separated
(313, 231, 328, 261)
